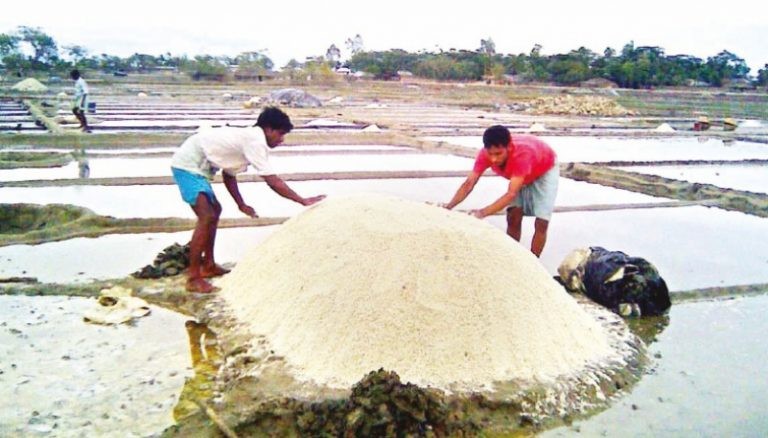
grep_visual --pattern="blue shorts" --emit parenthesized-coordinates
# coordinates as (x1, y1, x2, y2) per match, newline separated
(509, 163, 559, 220)
(171, 167, 216, 205)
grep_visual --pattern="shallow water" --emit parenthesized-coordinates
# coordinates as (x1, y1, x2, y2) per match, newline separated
(541, 294, 768, 437)
(621, 163, 768, 194)
(0, 227, 275, 283)
(488, 205, 768, 291)
(428, 136, 768, 163)
(0, 295, 192, 437)
(0, 145, 413, 155)
(0, 177, 670, 219)
(0, 153, 474, 181)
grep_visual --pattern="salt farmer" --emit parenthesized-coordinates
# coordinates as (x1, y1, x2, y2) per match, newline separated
(171, 107, 325, 293)
(441, 125, 559, 257)
(70, 69, 91, 133)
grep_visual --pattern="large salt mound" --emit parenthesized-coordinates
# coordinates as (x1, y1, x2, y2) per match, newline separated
(11, 78, 48, 92)
(220, 195, 614, 391)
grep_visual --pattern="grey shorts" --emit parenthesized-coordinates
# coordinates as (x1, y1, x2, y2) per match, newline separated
(509, 163, 559, 220)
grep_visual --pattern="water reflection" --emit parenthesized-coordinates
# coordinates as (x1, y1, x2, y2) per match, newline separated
(626, 314, 670, 345)
(173, 321, 221, 421)
(75, 148, 90, 179)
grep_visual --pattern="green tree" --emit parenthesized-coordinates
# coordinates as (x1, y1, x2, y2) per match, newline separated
(350, 49, 417, 79)
(702, 50, 750, 86)
(325, 44, 341, 65)
(479, 37, 496, 77)
(345, 34, 364, 56)
(183, 55, 228, 80)
(757, 64, 768, 87)
(234, 51, 273, 77)
(0, 33, 20, 58)
(17, 26, 59, 68)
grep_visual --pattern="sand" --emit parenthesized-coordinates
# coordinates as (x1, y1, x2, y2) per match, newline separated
(220, 194, 614, 391)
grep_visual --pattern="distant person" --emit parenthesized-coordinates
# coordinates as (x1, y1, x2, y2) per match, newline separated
(70, 69, 91, 133)
(440, 125, 559, 257)
(171, 107, 326, 293)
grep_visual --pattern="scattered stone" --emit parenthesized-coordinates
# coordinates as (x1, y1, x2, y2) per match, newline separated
(132, 243, 189, 279)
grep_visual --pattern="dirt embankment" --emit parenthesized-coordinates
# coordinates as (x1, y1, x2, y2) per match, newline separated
(561, 163, 768, 218)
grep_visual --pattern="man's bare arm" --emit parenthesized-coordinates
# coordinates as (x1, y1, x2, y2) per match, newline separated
(223, 172, 257, 217)
(443, 171, 481, 209)
(472, 176, 524, 218)
(262, 174, 325, 206)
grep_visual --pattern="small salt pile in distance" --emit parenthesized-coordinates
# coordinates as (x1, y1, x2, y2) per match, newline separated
(220, 194, 613, 391)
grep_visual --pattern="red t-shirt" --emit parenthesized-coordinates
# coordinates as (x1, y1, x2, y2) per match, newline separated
(472, 135, 556, 185)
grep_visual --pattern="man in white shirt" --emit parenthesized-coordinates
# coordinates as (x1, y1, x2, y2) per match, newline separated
(69, 69, 90, 132)
(171, 107, 325, 293)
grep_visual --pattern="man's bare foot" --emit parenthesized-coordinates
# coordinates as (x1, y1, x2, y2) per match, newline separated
(186, 278, 217, 293)
(200, 264, 230, 278)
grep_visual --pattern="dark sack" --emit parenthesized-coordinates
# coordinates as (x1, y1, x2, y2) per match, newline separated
(583, 247, 671, 317)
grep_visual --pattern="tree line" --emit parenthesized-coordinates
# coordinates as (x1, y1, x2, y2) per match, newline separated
(349, 41, 766, 89)
(1, 27, 766, 89)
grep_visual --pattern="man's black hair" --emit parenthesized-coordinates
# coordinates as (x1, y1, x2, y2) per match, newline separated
(256, 106, 293, 132)
(482, 125, 510, 148)
(70, 69, 81, 80)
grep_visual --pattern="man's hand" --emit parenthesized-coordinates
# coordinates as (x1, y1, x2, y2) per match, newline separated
(239, 204, 258, 218)
(469, 209, 486, 219)
(302, 195, 326, 206)
(427, 201, 452, 209)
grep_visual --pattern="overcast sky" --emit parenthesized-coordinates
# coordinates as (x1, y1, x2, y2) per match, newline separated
(2, 0, 766, 73)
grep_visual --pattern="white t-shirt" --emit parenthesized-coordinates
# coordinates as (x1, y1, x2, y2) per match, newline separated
(171, 126, 276, 179)
(74, 77, 89, 98)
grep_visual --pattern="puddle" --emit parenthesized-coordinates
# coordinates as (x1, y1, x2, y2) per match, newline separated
(621, 163, 768, 194)
(0, 177, 671, 219)
(428, 136, 768, 163)
(0, 153, 474, 181)
(542, 294, 768, 437)
(487, 205, 768, 291)
(0, 227, 276, 283)
(0, 294, 193, 436)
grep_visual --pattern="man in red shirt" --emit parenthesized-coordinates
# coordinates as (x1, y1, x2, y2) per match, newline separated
(441, 125, 559, 257)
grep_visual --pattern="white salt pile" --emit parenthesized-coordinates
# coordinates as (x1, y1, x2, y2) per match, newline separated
(655, 123, 675, 132)
(11, 78, 48, 92)
(362, 124, 382, 132)
(220, 194, 613, 391)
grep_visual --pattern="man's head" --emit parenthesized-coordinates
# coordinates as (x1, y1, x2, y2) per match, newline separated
(70, 69, 81, 80)
(482, 125, 511, 167)
(256, 106, 293, 147)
